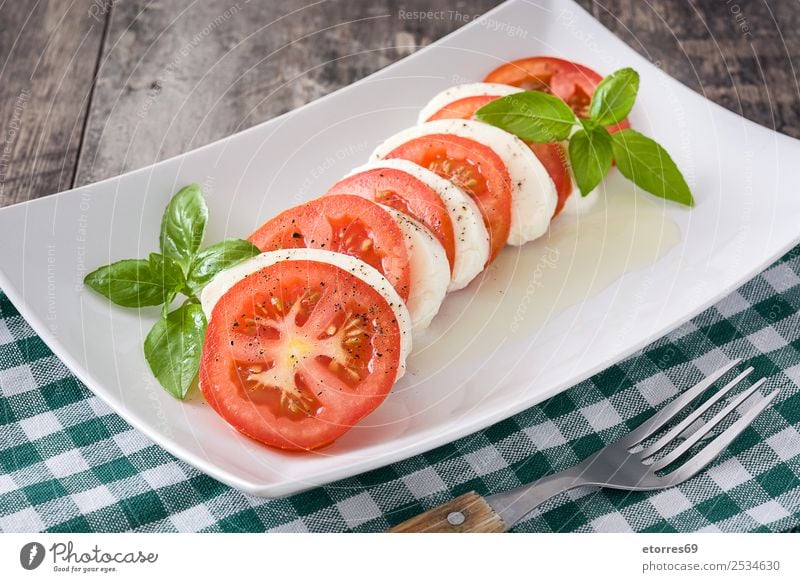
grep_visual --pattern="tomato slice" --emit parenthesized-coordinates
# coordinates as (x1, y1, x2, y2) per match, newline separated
(199, 260, 402, 450)
(425, 95, 573, 217)
(484, 56, 630, 133)
(529, 142, 570, 217)
(383, 134, 512, 263)
(325, 168, 456, 273)
(248, 195, 411, 301)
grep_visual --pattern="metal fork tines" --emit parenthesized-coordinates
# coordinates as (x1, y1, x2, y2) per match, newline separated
(487, 359, 780, 527)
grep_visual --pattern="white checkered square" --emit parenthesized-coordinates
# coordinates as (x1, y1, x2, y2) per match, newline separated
(70, 485, 117, 514)
(638, 373, 678, 408)
(336, 492, 382, 528)
(746, 500, 790, 524)
(692, 350, 732, 376)
(580, 400, 622, 432)
(567, 485, 596, 501)
(591, 512, 631, 532)
(648, 488, 694, 518)
(524, 420, 567, 450)
(747, 327, 788, 353)
(44, 449, 90, 478)
(706, 457, 751, 490)
(464, 446, 507, 476)
(715, 291, 750, 317)
(113, 430, 151, 455)
(141, 464, 186, 489)
(0, 319, 13, 344)
(18, 411, 62, 441)
(781, 364, 800, 387)
(762, 264, 800, 293)
(0, 364, 37, 396)
(766, 427, 800, 461)
(170, 505, 216, 532)
(402, 467, 447, 499)
(0, 506, 45, 532)
(0, 473, 17, 494)
(87, 396, 114, 417)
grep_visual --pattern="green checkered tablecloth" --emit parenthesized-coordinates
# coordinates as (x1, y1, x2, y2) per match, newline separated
(2, 249, 800, 534)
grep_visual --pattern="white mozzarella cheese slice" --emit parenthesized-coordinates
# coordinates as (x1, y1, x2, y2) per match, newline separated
(378, 204, 449, 333)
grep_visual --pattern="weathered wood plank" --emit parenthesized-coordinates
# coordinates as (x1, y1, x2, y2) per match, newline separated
(1, 0, 796, 196)
(581, 0, 800, 138)
(0, 0, 108, 206)
(76, 0, 800, 187)
(74, 0, 500, 186)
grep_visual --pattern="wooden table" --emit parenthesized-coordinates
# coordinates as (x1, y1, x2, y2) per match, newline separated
(1, 0, 797, 208)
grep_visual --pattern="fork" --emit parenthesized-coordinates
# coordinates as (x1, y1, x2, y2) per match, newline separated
(389, 359, 779, 532)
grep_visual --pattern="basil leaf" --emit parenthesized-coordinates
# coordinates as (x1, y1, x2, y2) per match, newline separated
(148, 253, 184, 317)
(589, 68, 639, 126)
(159, 184, 208, 270)
(149, 253, 185, 292)
(475, 91, 578, 142)
(186, 238, 261, 295)
(161, 290, 178, 319)
(144, 302, 206, 399)
(569, 125, 613, 197)
(610, 129, 694, 206)
(84, 259, 165, 307)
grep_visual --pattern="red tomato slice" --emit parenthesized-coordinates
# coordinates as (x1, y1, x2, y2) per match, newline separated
(325, 168, 456, 273)
(528, 142, 570, 217)
(248, 195, 411, 302)
(383, 134, 512, 264)
(425, 95, 573, 217)
(484, 56, 630, 133)
(199, 260, 402, 451)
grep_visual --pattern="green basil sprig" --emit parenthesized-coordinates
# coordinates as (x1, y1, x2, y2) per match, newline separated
(84, 184, 261, 398)
(475, 67, 694, 206)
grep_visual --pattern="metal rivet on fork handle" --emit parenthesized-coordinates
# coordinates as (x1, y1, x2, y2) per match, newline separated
(447, 511, 465, 526)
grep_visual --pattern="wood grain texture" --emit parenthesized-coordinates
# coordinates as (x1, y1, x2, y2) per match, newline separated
(389, 491, 507, 532)
(74, 0, 800, 187)
(73, 0, 498, 186)
(581, 0, 800, 139)
(1, 1, 799, 197)
(0, 0, 107, 206)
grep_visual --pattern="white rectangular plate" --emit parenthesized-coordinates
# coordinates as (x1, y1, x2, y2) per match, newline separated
(1, 0, 799, 497)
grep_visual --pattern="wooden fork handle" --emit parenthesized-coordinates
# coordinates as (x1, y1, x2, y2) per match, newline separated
(389, 491, 506, 533)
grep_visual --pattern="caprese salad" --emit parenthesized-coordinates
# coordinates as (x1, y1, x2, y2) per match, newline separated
(85, 56, 692, 452)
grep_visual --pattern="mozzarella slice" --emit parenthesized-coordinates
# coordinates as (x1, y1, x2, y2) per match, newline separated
(200, 248, 413, 379)
(371, 119, 557, 246)
(346, 159, 490, 292)
(378, 205, 449, 333)
(418, 83, 522, 123)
